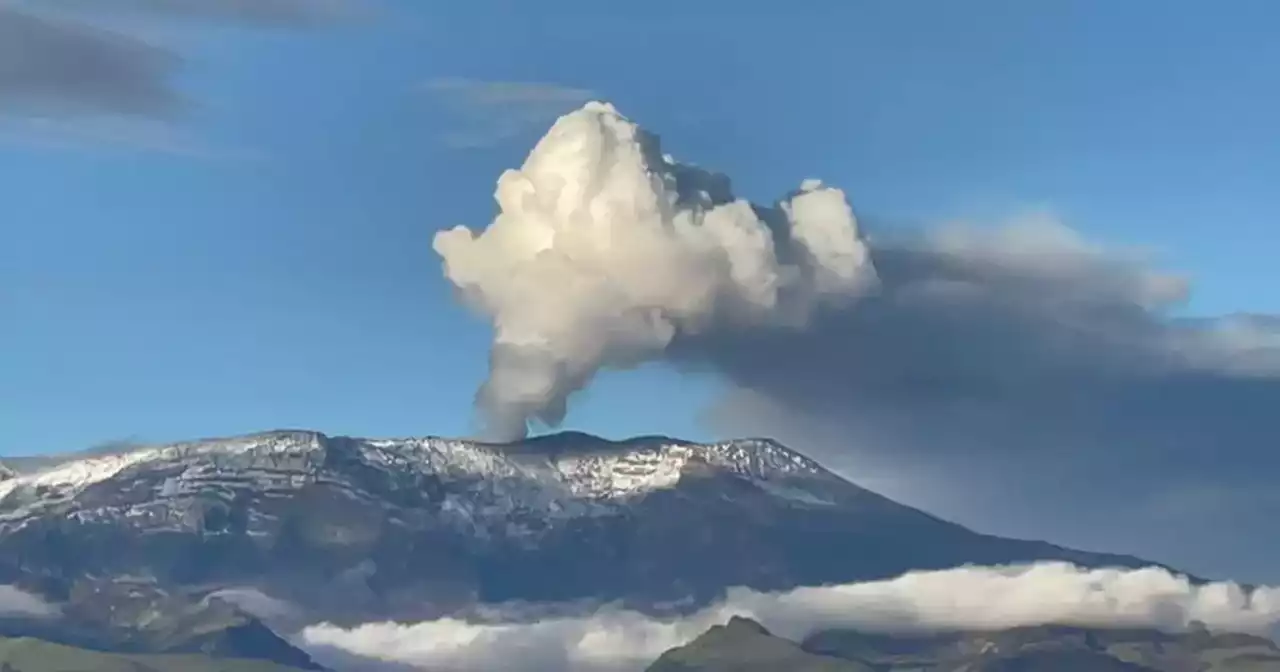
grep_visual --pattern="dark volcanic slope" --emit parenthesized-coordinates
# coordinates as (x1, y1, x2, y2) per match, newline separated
(0, 430, 1164, 623)
(0, 632, 315, 672)
(652, 618, 1280, 672)
(648, 616, 870, 671)
(0, 578, 322, 669)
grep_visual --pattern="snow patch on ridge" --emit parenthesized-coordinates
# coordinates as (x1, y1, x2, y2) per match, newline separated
(0, 432, 840, 532)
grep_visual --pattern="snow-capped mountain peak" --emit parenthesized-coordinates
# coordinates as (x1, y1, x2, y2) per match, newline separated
(0, 430, 842, 536)
(0, 430, 1158, 624)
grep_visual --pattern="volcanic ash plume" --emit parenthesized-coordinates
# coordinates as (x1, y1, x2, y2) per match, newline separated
(433, 101, 878, 439)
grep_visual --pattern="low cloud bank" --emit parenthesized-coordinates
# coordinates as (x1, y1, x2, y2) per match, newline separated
(299, 562, 1280, 672)
(0, 585, 59, 618)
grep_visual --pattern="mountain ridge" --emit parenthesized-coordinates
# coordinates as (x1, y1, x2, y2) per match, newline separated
(1, 429, 795, 470)
(0, 429, 1174, 627)
(646, 616, 1280, 672)
(0, 429, 852, 525)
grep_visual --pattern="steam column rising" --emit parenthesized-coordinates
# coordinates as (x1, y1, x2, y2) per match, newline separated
(434, 101, 877, 440)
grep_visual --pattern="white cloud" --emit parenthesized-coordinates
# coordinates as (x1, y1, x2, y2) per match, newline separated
(299, 562, 1280, 672)
(0, 585, 59, 618)
(434, 102, 876, 438)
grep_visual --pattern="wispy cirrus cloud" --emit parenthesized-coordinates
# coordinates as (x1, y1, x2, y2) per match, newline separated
(423, 77, 597, 148)
(0, 114, 264, 159)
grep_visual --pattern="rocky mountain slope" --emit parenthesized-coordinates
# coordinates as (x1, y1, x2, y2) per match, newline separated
(647, 617, 870, 671)
(0, 632, 315, 672)
(0, 577, 321, 670)
(647, 616, 1280, 672)
(0, 430, 1162, 626)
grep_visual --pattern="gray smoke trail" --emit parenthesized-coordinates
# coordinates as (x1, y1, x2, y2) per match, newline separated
(433, 102, 878, 439)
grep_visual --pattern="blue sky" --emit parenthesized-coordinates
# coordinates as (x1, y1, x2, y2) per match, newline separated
(4, 0, 1279, 457)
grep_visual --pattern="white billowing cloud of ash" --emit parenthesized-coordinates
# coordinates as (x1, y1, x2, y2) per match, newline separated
(433, 101, 878, 440)
(300, 562, 1280, 672)
(435, 101, 1280, 581)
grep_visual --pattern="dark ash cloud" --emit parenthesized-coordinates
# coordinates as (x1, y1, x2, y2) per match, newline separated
(33, 0, 356, 26)
(0, 6, 180, 115)
(692, 217, 1280, 582)
(1, 0, 357, 150)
